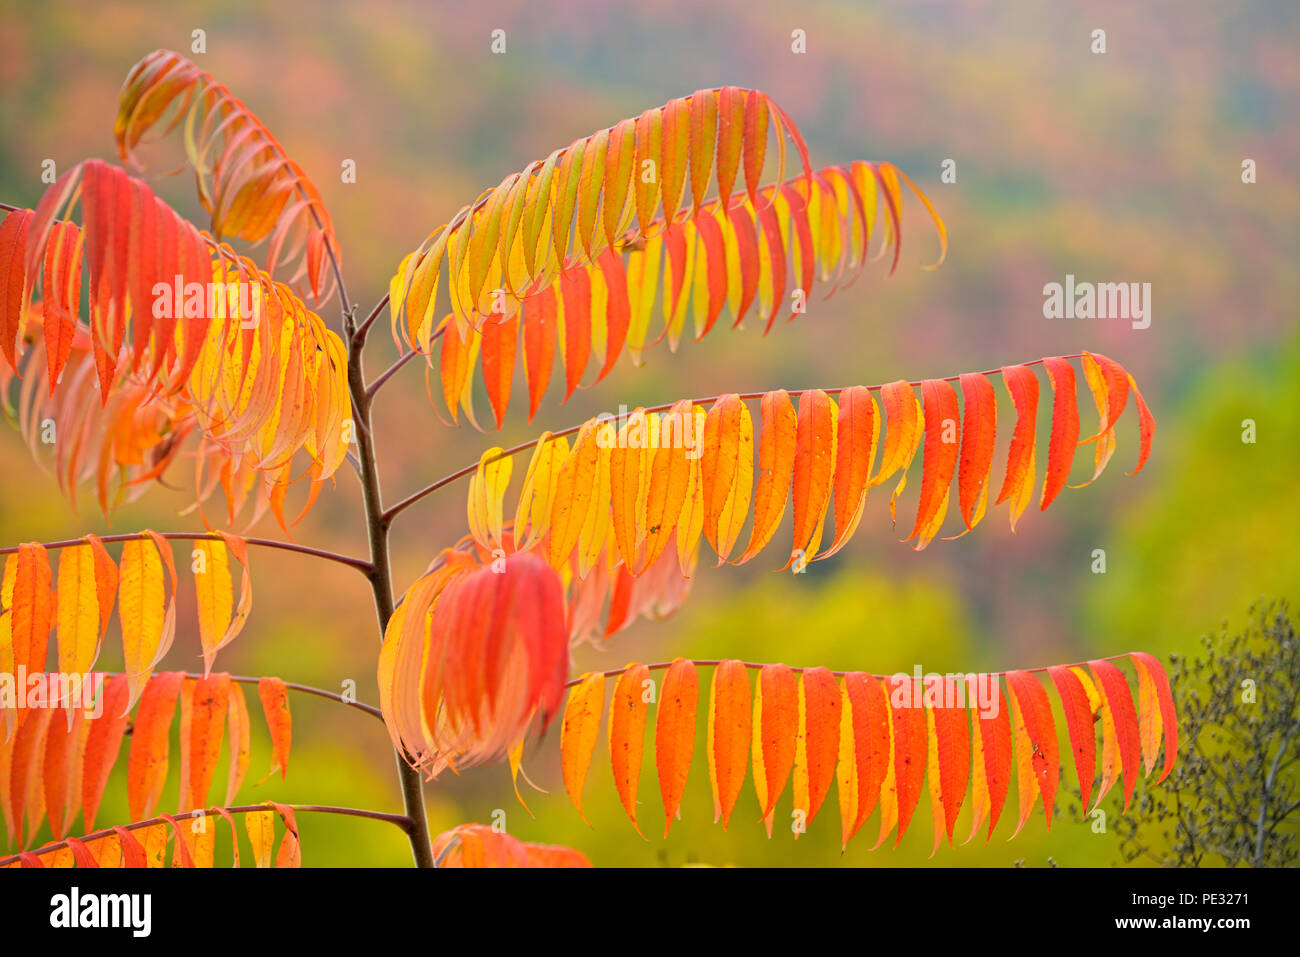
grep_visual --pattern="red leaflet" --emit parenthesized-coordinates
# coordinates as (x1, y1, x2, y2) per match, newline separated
(822, 385, 879, 559)
(480, 313, 517, 430)
(522, 287, 557, 421)
(1089, 659, 1141, 809)
(886, 676, 927, 844)
(81, 674, 130, 831)
(927, 676, 971, 843)
(0, 209, 32, 371)
(907, 378, 960, 548)
(741, 90, 769, 207)
(977, 680, 1012, 839)
(1047, 665, 1097, 812)
(996, 364, 1039, 531)
(559, 268, 592, 399)
(955, 372, 997, 531)
(1040, 356, 1080, 511)
(1129, 652, 1179, 783)
(1004, 670, 1060, 827)
(656, 659, 698, 837)
(693, 210, 727, 338)
(788, 389, 837, 566)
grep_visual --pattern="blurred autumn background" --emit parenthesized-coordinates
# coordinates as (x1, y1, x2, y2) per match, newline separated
(0, 0, 1296, 866)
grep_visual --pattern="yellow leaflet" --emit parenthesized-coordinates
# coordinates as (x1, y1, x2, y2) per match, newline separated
(56, 544, 100, 676)
(193, 539, 233, 675)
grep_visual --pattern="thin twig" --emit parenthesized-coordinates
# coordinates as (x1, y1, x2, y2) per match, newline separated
(562, 651, 1140, 688)
(0, 803, 413, 866)
(0, 531, 372, 575)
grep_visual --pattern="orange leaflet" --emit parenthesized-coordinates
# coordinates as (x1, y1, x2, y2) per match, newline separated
(700, 394, 753, 564)
(126, 671, 184, 821)
(1073, 352, 1129, 486)
(560, 671, 605, 824)
(189, 673, 231, 810)
(633, 106, 664, 235)
(7, 543, 52, 680)
(688, 90, 719, 213)
(886, 676, 927, 845)
(906, 378, 960, 549)
(1047, 665, 1097, 812)
(871, 380, 923, 524)
(559, 270, 592, 399)
(822, 386, 879, 561)
(974, 679, 1011, 841)
(787, 389, 837, 567)
(707, 659, 752, 829)
(751, 663, 797, 834)
(715, 86, 746, 213)
(1088, 659, 1141, 810)
(735, 390, 796, 565)
(42, 708, 87, 839)
(608, 663, 651, 836)
(81, 674, 130, 831)
(225, 682, 252, 806)
(656, 659, 698, 837)
(6, 707, 51, 843)
(792, 666, 840, 833)
(955, 372, 997, 533)
(1039, 356, 1080, 511)
(995, 364, 1039, 531)
(271, 803, 301, 868)
(1124, 367, 1156, 476)
(1129, 652, 1178, 783)
(926, 676, 971, 844)
(257, 677, 292, 781)
(84, 534, 119, 646)
(1003, 670, 1059, 828)
(1073, 665, 1121, 810)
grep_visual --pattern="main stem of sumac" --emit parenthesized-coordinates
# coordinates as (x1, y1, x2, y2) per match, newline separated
(345, 309, 435, 868)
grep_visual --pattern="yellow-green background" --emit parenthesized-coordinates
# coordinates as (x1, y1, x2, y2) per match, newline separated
(0, 0, 1296, 865)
